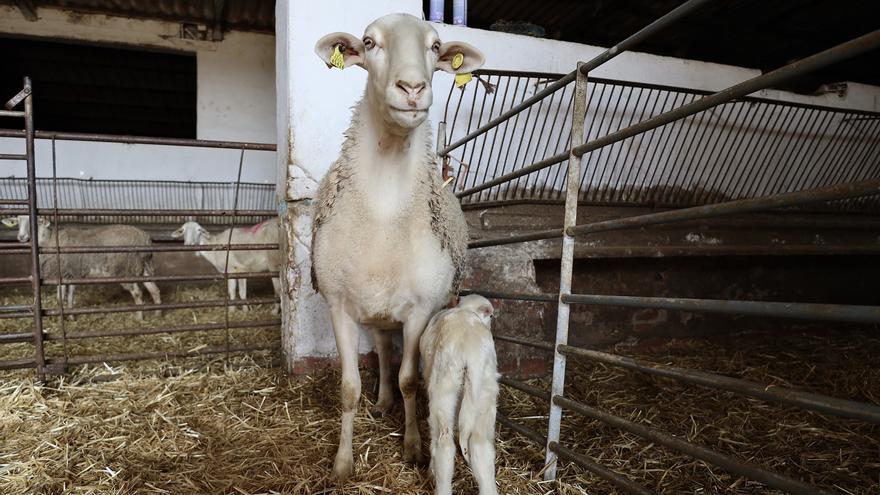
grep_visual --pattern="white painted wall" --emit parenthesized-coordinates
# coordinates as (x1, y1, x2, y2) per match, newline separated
(276, 0, 880, 365)
(0, 5, 277, 183)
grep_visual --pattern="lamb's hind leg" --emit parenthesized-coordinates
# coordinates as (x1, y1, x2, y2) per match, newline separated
(142, 261, 162, 318)
(370, 327, 395, 415)
(330, 305, 361, 481)
(400, 310, 430, 465)
(226, 278, 238, 312)
(122, 283, 145, 320)
(428, 370, 460, 495)
(238, 277, 248, 311)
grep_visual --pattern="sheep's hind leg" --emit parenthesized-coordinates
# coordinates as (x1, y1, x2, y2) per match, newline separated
(143, 282, 162, 318)
(122, 283, 145, 320)
(370, 327, 395, 415)
(330, 305, 361, 481)
(271, 277, 281, 314)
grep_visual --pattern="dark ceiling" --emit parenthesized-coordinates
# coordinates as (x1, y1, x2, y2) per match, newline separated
(461, 0, 880, 93)
(2, 1, 877, 93)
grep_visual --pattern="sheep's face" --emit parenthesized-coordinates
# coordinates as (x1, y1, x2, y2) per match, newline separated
(315, 13, 484, 135)
(172, 221, 208, 246)
(2, 215, 49, 243)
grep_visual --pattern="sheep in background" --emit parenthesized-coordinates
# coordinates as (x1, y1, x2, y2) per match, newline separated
(172, 218, 281, 313)
(1, 215, 162, 320)
(420, 294, 499, 495)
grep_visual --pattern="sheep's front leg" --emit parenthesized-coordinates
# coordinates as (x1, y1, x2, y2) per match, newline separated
(238, 277, 249, 311)
(66, 284, 75, 308)
(143, 281, 162, 318)
(370, 327, 395, 414)
(331, 305, 361, 481)
(400, 310, 430, 465)
(122, 283, 145, 321)
(227, 279, 238, 312)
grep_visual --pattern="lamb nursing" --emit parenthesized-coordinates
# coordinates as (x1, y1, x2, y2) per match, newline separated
(420, 294, 499, 495)
(310, 13, 482, 480)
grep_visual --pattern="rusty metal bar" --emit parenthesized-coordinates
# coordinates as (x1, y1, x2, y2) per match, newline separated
(53, 343, 278, 366)
(0, 153, 27, 160)
(439, 0, 711, 157)
(457, 30, 880, 198)
(5, 85, 30, 110)
(562, 293, 880, 324)
(19, 76, 46, 376)
(0, 110, 25, 118)
(0, 297, 278, 319)
(0, 332, 36, 344)
(497, 414, 652, 495)
(460, 289, 556, 302)
(0, 303, 32, 312)
(0, 357, 36, 370)
(500, 375, 550, 400)
(0, 129, 276, 151)
(0, 208, 275, 216)
(545, 63, 588, 482)
(558, 344, 880, 424)
(468, 178, 880, 249)
(554, 396, 833, 495)
(493, 333, 555, 351)
(39, 271, 276, 286)
(55, 319, 281, 341)
(568, 179, 880, 237)
(0, 243, 280, 255)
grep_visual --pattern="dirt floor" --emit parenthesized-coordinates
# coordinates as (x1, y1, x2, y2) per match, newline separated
(1, 284, 878, 494)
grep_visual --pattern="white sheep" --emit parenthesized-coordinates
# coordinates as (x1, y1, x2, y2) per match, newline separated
(420, 294, 499, 495)
(172, 219, 281, 313)
(311, 13, 483, 479)
(2, 215, 162, 320)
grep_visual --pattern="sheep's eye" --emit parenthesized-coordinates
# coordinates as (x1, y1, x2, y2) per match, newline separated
(431, 41, 441, 53)
(363, 37, 375, 50)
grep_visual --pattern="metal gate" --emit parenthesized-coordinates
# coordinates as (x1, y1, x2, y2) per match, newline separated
(438, 1, 880, 492)
(0, 77, 281, 375)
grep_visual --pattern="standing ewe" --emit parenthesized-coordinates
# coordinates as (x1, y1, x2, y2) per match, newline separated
(311, 13, 483, 480)
(172, 219, 281, 313)
(2, 215, 162, 320)
(420, 294, 499, 495)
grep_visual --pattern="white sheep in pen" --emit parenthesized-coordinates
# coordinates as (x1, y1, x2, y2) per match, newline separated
(311, 13, 483, 480)
(1, 215, 162, 320)
(172, 218, 281, 313)
(420, 294, 499, 495)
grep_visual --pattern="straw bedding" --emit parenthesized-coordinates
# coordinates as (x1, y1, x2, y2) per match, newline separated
(1, 283, 878, 493)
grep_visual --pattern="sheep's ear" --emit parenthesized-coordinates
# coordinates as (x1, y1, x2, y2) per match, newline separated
(1, 217, 19, 227)
(436, 41, 484, 74)
(315, 32, 365, 70)
(171, 227, 184, 238)
(38, 217, 50, 228)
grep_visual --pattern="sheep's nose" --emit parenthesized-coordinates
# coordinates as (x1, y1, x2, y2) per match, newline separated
(396, 80, 427, 100)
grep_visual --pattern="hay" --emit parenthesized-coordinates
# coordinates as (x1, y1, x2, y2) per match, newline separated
(2, 283, 878, 493)
(502, 329, 880, 494)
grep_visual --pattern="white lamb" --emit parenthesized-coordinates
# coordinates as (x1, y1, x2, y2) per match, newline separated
(420, 294, 499, 495)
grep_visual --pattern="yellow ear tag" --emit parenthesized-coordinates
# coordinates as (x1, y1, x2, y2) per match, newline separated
(454, 72, 473, 87)
(330, 45, 346, 70)
(451, 53, 464, 70)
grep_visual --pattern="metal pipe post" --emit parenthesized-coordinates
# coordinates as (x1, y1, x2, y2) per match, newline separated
(23, 77, 46, 376)
(544, 64, 588, 482)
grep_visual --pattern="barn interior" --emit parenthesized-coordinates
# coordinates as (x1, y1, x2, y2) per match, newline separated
(1, 1, 879, 494)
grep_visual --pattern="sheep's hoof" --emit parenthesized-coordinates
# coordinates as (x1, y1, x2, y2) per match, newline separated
(403, 433, 425, 466)
(371, 395, 394, 417)
(332, 451, 354, 482)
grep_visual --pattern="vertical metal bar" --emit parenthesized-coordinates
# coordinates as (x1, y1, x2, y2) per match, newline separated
(50, 138, 68, 371)
(23, 77, 46, 377)
(222, 148, 246, 360)
(544, 63, 587, 482)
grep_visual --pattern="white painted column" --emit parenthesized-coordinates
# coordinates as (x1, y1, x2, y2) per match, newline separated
(274, 0, 421, 373)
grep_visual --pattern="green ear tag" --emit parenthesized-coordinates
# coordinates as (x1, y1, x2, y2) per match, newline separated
(330, 45, 346, 69)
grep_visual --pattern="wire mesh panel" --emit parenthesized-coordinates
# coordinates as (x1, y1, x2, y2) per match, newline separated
(443, 70, 880, 212)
